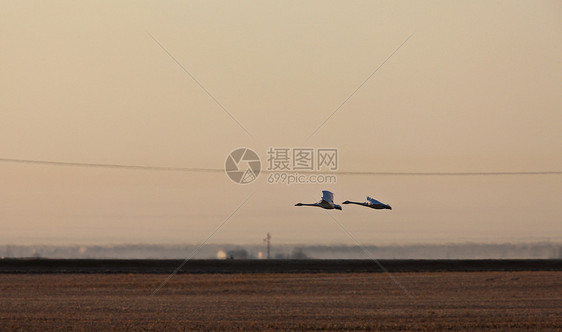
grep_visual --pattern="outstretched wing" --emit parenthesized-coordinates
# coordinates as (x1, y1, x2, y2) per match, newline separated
(322, 190, 335, 203)
(366, 196, 384, 205)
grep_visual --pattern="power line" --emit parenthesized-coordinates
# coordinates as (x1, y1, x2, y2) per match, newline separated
(1, 157, 560, 176)
(335, 171, 562, 176)
(0, 158, 222, 173)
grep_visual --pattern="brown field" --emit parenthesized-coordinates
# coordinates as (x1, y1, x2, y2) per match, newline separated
(0, 272, 560, 331)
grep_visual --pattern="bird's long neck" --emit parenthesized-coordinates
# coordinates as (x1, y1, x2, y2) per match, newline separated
(299, 203, 319, 207)
(347, 201, 366, 205)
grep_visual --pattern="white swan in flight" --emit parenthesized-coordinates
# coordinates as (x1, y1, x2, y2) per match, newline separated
(295, 191, 342, 210)
(342, 196, 392, 210)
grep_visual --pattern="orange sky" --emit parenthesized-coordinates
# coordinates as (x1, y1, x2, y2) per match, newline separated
(1, 1, 561, 245)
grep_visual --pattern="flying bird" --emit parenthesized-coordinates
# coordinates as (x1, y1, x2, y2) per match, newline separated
(342, 196, 392, 210)
(295, 190, 342, 210)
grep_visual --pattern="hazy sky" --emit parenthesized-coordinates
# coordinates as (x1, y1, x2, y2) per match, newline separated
(1, 1, 561, 246)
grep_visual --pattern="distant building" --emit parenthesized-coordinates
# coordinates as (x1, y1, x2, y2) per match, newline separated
(291, 248, 308, 259)
(216, 250, 227, 259)
(226, 248, 248, 259)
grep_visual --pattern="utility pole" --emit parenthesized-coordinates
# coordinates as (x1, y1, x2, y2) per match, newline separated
(263, 233, 271, 259)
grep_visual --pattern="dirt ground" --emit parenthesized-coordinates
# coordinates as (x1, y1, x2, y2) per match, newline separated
(0, 272, 560, 330)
